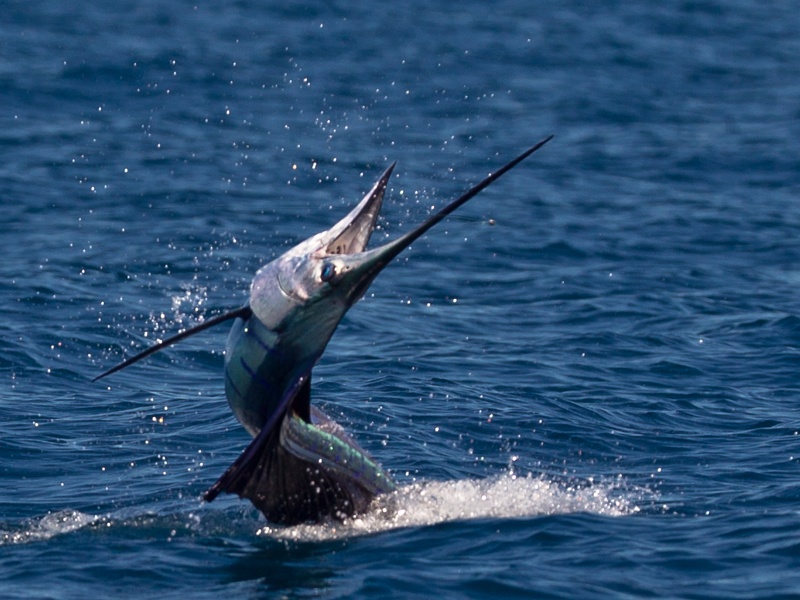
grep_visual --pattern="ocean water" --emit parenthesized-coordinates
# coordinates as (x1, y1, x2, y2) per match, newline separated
(2, 1, 800, 598)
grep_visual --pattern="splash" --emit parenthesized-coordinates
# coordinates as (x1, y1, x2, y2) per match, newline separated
(0, 510, 99, 546)
(0, 475, 645, 546)
(258, 472, 643, 542)
(169, 282, 210, 328)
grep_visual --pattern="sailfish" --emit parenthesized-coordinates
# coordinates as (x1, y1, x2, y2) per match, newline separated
(94, 135, 552, 525)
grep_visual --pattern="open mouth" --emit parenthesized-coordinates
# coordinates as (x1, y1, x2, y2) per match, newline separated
(322, 163, 395, 256)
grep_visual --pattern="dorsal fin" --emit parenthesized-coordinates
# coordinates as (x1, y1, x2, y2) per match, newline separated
(204, 371, 310, 503)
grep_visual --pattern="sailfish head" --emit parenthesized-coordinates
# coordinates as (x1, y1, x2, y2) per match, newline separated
(94, 136, 553, 439)
(244, 163, 395, 369)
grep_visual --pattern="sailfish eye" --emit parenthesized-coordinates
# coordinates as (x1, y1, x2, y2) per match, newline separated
(320, 262, 336, 282)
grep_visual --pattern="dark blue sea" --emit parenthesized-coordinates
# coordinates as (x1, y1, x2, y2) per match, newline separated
(3, 1, 800, 598)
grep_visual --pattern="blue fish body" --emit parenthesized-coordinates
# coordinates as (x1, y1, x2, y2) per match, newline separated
(224, 313, 297, 437)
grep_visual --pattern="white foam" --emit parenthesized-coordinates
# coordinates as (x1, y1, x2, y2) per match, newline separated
(0, 476, 644, 545)
(258, 472, 643, 542)
(0, 510, 99, 546)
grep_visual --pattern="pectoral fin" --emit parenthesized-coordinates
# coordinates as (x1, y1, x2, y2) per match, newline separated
(93, 306, 252, 382)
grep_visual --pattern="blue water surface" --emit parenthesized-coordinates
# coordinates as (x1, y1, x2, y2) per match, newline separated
(2, 1, 800, 598)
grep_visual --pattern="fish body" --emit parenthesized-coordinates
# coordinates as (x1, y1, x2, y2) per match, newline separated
(95, 136, 552, 524)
